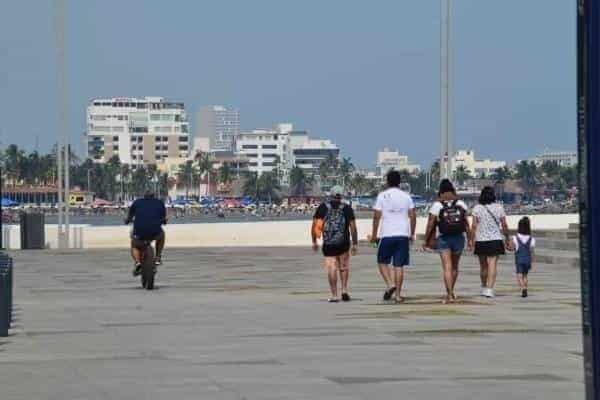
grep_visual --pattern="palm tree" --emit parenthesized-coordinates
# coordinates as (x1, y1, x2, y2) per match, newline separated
(349, 173, 368, 195)
(4, 144, 25, 186)
(339, 157, 354, 189)
(176, 160, 197, 199)
(242, 171, 259, 199)
(492, 166, 512, 183)
(195, 152, 213, 196)
(516, 160, 540, 199)
(290, 166, 310, 196)
(219, 163, 233, 185)
(258, 171, 281, 203)
(454, 165, 472, 186)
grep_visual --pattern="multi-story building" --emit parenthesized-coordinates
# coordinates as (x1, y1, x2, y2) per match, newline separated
(532, 150, 577, 167)
(234, 124, 292, 179)
(234, 123, 339, 185)
(86, 96, 190, 165)
(376, 148, 421, 176)
(196, 105, 240, 151)
(451, 149, 506, 177)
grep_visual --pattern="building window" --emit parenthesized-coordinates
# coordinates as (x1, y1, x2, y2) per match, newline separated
(249, 162, 258, 167)
(242, 145, 258, 149)
(178, 136, 188, 142)
(262, 145, 277, 149)
(179, 145, 188, 151)
(113, 146, 119, 151)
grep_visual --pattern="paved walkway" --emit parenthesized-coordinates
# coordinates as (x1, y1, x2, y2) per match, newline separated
(1, 247, 584, 399)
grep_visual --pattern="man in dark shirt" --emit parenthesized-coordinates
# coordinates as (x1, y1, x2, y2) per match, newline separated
(125, 192, 167, 276)
(311, 185, 358, 302)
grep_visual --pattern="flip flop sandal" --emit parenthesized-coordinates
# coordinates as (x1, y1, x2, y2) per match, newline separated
(383, 287, 396, 301)
(328, 298, 339, 303)
(394, 297, 405, 304)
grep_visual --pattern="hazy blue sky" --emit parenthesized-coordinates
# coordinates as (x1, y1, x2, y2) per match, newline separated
(0, 0, 575, 168)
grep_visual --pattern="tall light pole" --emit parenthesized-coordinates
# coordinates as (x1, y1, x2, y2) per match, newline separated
(54, 0, 70, 248)
(440, 0, 453, 180)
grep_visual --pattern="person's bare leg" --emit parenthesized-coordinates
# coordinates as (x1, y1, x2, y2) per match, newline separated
(440, 251, 453, 303)
(339, 254, 350, 294)
(325, 258, 339, 300)
(478, 255, 489, 287)
(378, 264, 394, 288)
(451, 253, 461, 299)
(394, 267, 405, 301)
(155, 234, 165, 258)
(486, 256, 499, 289)
(523, 274, 528, 289)
(131, 241, 141, 264)
(517, 273, 524, 289)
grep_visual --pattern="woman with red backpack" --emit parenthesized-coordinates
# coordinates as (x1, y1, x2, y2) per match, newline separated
(423, 179, 472, 304)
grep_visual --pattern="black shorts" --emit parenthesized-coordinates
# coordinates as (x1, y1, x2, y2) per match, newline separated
(474, 240, 505, 256)
(131, 229, 164, 248)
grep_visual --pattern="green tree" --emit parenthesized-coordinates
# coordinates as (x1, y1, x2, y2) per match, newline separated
(289, 166, 311, 196)
(492, 166, 513, 183)
(454, 165, 472, 186)
(176, 160, 197, 199)
(218, 163, 233, 186)
(339, 157, 354, 189)
(516, 160, 541, 199)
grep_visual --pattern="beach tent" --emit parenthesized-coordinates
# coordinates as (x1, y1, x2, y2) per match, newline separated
(1, 198, 19, 207)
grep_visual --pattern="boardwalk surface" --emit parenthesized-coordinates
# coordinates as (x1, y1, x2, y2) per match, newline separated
(0, 247, 584, 399)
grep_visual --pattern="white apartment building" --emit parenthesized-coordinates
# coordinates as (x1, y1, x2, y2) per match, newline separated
(376, 148, 421, 175)
(86, 97, 190, 165)
(452, 149, 506, 177)
(532, 150, 577, 167)
(234, 123, 339, 184)
(196, 105, 240, 151)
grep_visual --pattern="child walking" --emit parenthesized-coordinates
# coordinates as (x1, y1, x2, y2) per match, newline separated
(512, 217, 535, 298)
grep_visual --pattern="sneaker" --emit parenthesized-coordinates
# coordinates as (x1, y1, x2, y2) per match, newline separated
(132, 262, 142, 277)
(483, 288, 495, 298)
(341, 293, 351, 302)
(521, 289, 528, 298)
(328, 298, 339, 303)
(154, 255, 162, 266)
(480, 286, 486, 297)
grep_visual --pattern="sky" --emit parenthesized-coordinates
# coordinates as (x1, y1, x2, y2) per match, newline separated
(0, 0, 576, 168)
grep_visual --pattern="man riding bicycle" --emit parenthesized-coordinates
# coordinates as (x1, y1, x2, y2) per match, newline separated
(125, 191, 167, 276)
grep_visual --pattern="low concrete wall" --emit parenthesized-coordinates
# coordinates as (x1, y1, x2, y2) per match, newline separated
(2, 214, 579, 249)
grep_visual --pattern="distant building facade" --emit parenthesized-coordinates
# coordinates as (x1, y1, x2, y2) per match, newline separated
(452, 149, 506, 177)
(376, 148, 421, 175)
(234, 123, 339, 184)
(532, 150, 577, 167)
(86, 97, 190, 165)
(196, 105, 240, 151)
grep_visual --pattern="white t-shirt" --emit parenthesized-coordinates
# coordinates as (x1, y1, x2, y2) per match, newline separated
(374, 188, 415, 238)
(472, 203, 507, 242)
(429, 199, 469, 236)
(512, 234, 536, 251)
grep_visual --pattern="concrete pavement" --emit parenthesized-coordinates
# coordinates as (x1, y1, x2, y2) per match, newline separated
(0, 247, 584, 399)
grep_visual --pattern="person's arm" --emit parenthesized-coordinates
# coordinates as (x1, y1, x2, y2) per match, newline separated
(469, 216, 479, 248)
(423, 214, 437, 249)
(408, 208, 417, 242)
(160, 203, 167, 225)
(372, 210, 382, 242)
(311, 218, 319, 251)
(350, 219, 358, 255)
(125, 202, 135, 224)
(500, 216, 512, 249)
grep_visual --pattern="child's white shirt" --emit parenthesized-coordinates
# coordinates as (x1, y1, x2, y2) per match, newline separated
(512, 234, 536, 251)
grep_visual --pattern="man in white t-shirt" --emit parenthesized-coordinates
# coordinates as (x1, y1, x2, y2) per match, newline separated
(371, 170, 416, 303)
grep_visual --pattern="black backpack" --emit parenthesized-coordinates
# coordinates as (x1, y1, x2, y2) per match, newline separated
(322, 203, 347, 246)
(438, 200, 466, 235)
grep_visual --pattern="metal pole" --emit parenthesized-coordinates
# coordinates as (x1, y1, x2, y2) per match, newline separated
(440, 0, 452, 180)
(54, 0, 66, 248)
(578, 1, 600, 398)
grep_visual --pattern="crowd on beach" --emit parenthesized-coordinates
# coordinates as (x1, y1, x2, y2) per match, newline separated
(310, 170, 536, 303)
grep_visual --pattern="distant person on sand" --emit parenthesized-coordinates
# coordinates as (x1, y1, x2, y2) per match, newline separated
(311, 185, 358, 302)
(511, 216, 536, 298)
(371, 170, 416, 303)
(470, 186, 510, 298)
(423, 179, 471, 304)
